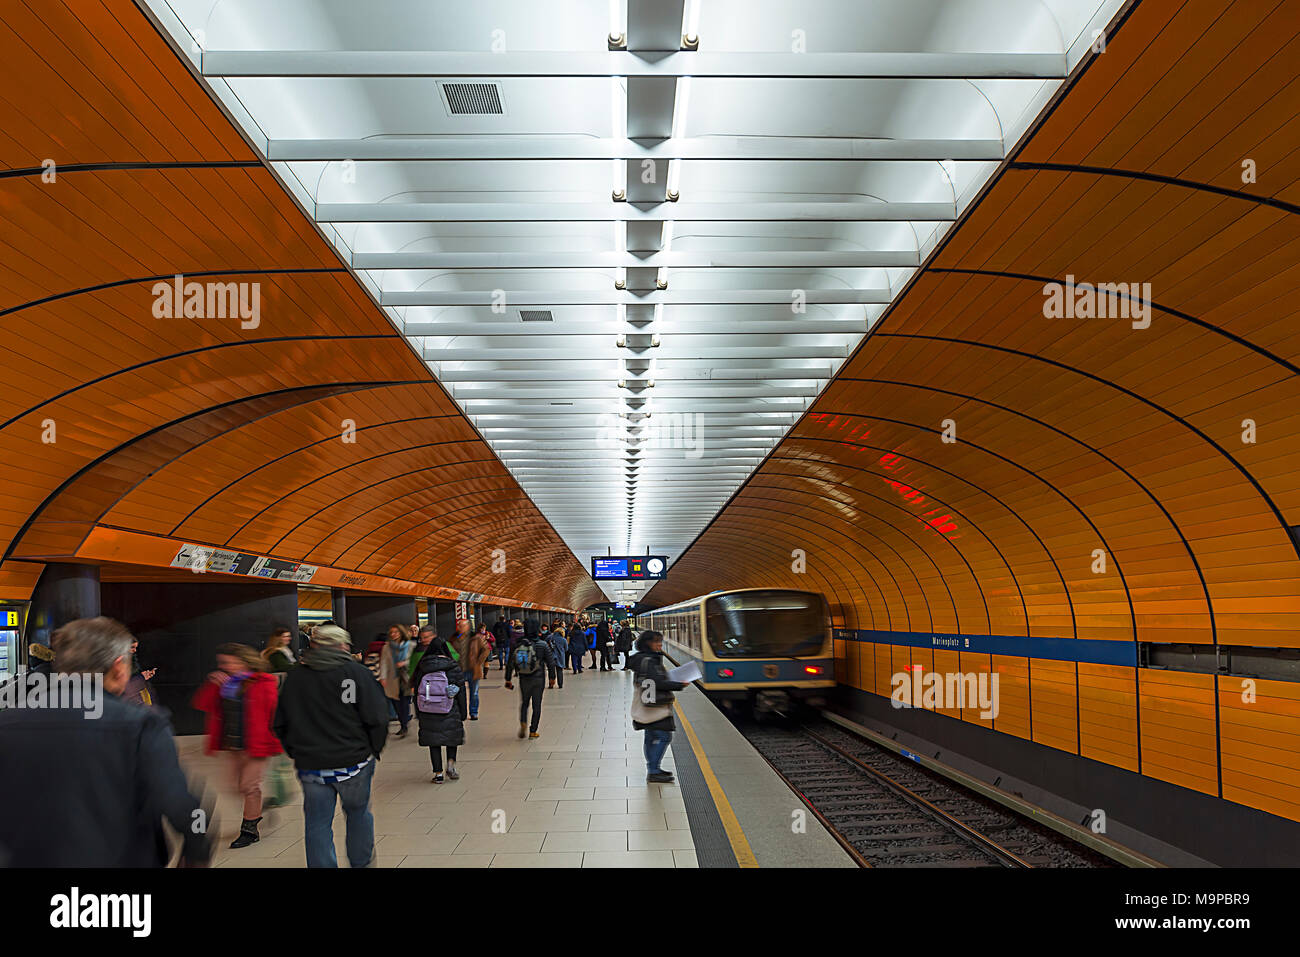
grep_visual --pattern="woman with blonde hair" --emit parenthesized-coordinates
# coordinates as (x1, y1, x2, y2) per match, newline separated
(192, 642, 282, 848)
(262, 626, 295, 674)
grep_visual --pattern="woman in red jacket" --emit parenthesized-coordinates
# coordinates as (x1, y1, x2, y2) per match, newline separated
(192, 642, 283, 849)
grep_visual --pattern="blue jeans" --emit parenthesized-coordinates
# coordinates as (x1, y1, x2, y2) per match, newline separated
(300, 759, 376, 868)
(644, 729, 672, 775)
(468, 678, 480, 717)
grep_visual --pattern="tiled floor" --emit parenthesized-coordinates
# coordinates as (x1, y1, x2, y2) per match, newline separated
(177, 661, 695, 868)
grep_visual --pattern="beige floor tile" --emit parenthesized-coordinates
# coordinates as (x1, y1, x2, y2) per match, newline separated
(581, 850, 676, 868)
(628, 830, 696, 851)
(543, 799, 628, 815)
(373, 816, 437, 835)
(507, 813, 592, 833)
(399, 854, 494, 868)
(540, 830, 628, 853)
(588, 813, 670, 832)
(376, 832, 465, 855)
(490, 852, 584, 868)
(455, 832, 545, 854)
(525, 786, 595, 801)
(673, 849, 699, 868)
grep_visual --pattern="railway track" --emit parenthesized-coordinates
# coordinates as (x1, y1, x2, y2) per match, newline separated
(737, 715, 1115, 868)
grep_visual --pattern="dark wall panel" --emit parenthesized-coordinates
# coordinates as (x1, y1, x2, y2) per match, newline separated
(102, 581, 298, 735)
(345, 593, 418, 649)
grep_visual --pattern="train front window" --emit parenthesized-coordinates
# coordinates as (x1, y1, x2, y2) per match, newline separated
(704, 592, 826, 658)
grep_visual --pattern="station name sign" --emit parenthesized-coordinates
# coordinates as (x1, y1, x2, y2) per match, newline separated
(171, 543, 318, 583)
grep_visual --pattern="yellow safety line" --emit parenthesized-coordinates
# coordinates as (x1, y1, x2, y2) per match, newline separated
(675, 702, 760, 868)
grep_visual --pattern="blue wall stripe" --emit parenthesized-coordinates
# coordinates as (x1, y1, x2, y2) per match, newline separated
(833, 629, 1137, 668)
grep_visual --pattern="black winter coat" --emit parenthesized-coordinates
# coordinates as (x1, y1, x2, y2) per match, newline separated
(413, 652, 466, 747)
(0, 692, 211, 866)
(628, 650, 686, 732)
(615, 627, 634, 653)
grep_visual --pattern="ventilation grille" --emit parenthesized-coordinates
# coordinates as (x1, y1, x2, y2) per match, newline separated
(519, 309, 553, 322)
(443, 82, 504, 115)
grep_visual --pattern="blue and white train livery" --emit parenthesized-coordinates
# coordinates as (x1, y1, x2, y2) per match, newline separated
(643, 589, 834, 714)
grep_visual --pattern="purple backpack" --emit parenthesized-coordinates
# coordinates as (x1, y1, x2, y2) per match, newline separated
(416, 671, 453, 713)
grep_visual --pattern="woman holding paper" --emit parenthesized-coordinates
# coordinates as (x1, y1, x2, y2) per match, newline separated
(627, 631, 688, 784)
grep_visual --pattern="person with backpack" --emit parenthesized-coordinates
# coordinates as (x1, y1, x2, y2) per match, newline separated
(504, 620, 557, 739)
(412, 635, 467, 782)
(627, 631, 687, 784)
(191, 642, 283, 848)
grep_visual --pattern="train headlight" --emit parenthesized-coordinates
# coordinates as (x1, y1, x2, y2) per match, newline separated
(804, 665, 823, 675)
(718, 668, 735, 678)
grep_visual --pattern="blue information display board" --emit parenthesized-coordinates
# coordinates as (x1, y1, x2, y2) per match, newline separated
(591, 555, 669, 581)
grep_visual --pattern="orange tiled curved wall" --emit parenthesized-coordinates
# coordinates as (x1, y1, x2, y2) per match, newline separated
(649, 1, 1300, 821)
(0, 0, 604, 612)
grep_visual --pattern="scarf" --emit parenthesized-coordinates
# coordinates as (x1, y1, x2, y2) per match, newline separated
(219, 671, 251, 700)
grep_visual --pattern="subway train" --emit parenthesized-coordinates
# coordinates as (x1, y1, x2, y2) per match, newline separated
(641, 589, 835, 714)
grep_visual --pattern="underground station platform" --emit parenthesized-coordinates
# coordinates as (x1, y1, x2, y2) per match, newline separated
(0, 0, 1295, 941)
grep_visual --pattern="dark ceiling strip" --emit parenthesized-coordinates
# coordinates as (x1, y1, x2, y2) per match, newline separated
(773, 439, 1063, 637)
(880, 329, 1300, 569)
(702, 501, 915, 634)
(1007, 160, 1300, 217)
(251, 448, 498, 551)
(838, 372, 1214, 643)
(743, 476, 990, 635)
(311, 482, 530, 566)
(1, 335, 406, 430)
(3, 382, 402, 564)
(171, 411, 463, 535)
(927, 267, 1300, 379)
(804, 402, 1144, 642)
(0, 159, 262, 181)
(0, 266, 349, 317)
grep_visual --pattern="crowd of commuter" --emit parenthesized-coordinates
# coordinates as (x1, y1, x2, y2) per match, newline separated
(0, 609, 660, 868)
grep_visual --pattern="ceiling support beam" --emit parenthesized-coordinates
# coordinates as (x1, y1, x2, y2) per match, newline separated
(317, 201, 955, 222)
(201, 50, 1067, 80)
(351, 250, 919, 269)
(267, 136, 1003, 162)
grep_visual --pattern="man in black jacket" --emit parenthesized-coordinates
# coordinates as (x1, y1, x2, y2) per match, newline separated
(504, 624, 557, 739)
(273, 623, 389, 868)
(596, 618, 613, 671)
(0, 616, 213, 867)
(491, 613, 511, 670)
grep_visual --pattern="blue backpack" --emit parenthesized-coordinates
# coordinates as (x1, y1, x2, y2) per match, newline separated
(513, 640, 540, 676)
(416, 671, 454, 713)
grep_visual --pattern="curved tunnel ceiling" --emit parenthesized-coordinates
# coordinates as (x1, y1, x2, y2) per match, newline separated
(646, 0, 1300, 649)
(0, 0, 604, 611)
(137, 0, 1127, 603)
